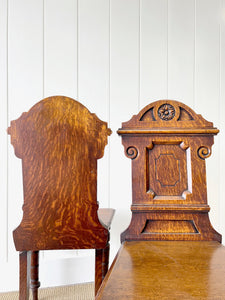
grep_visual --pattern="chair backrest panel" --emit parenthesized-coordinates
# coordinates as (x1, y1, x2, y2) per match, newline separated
(8, 96, 112, 251)
(118, 100, 221, 242)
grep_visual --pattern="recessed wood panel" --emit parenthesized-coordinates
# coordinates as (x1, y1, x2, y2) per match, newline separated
(156, 154, 180, 186)
(142, 220, 198, 234)
(148, 144, 188, 198)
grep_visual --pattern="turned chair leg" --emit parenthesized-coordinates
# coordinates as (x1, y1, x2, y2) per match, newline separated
(30, 251, 40, 300)
(19, 251, 30, 300)
(95, 243, 110, 295)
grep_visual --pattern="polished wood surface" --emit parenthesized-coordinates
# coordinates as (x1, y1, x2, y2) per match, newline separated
(8, 96, 113, 299)
(96, 241, 225, 299)
(117, 100, 220, 242)
(98, 100, 225, 299)
(8, 96, 112, 251)
(30, 251, 40, 299)
(19, 251, 30, 300)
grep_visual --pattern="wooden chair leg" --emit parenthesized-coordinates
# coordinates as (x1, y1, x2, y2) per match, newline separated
(95, 243, 110, 295)
(30, 251, 40, 300)
(19, 251, 30, 300)
(95, 248, 103, 295)
(102, 243, 110, 278)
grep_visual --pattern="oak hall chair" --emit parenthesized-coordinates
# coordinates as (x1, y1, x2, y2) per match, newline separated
(8, 96, 114, 300)
(96, 100, 225, 299)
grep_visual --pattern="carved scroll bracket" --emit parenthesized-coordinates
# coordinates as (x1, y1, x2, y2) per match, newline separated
(126, 146, 138, 160)
(197, 146, 211, 160)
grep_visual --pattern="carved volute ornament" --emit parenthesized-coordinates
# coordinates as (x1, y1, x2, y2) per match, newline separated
(118, 100, 221, 242)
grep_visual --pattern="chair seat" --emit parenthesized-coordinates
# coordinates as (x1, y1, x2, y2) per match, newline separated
(96, 241, 225, 299)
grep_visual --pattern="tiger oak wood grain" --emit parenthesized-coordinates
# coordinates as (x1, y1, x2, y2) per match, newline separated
(96, 241, 225, 299)
(8, 96, 113, 299)
(96, 100, 225, 299)
(117, 100, 220, 242)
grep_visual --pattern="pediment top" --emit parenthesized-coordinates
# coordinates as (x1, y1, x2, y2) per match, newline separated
(118, 100, 218, 135)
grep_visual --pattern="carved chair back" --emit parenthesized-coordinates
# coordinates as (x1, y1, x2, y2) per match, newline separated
(118, 100, 220, 243)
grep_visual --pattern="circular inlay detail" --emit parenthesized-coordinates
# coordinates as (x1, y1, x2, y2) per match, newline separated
(158, 104, 175, 121)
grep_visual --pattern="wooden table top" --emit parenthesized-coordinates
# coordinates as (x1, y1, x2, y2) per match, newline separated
(96, 241, 225, 299)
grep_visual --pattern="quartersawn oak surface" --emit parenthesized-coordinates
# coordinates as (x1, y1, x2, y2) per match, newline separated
(117, 100, 221, 243)
(8, 96, 112, 251)
(8, 96, 114, 298)
(96, 241, 225, 299)
(99, 100, 225, 300)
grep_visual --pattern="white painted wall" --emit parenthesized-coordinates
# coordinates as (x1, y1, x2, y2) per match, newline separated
(0, 0, 225, 292)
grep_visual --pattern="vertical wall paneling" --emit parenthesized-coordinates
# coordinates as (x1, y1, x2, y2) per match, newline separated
(78, 0, 109, 120)
(6, 0, 44, 291)
(0, 0, 8, 264)
(110, 0, 140, 126)
(168, 0, 195, 107)
(195, 0, 221, 230)
(140, 0, 168, 106)
(78, 0, 110, 209)
(8, 0, 44, 118)
(110, 0, 140, 260)
(219, 0, 225, 238)
(8, 0, 44, 254)
(41, 0, 82, 287)
(44, 0, 77, 98)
